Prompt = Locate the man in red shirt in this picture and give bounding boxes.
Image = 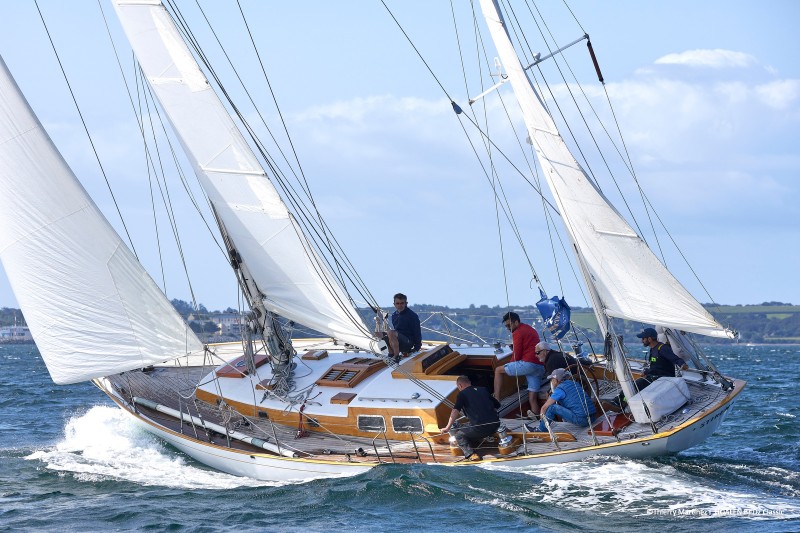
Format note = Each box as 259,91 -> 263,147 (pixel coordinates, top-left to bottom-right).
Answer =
493,312 -> 545,415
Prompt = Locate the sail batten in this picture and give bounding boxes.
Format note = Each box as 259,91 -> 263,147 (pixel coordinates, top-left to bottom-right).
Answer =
0,55 -> 204,384
478,0 -> 730,339
112,1 -> 375,351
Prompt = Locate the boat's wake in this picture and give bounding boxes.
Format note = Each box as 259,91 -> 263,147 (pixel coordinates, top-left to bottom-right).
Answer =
25,406 -> 277,489
482,457 -> 800,520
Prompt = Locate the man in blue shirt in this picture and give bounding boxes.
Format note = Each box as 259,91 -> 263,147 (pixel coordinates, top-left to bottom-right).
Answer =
529,367 -> 595,432
387,292 -> 421,357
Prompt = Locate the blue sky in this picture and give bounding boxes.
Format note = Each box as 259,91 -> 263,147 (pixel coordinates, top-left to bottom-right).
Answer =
0,1 -> 798,313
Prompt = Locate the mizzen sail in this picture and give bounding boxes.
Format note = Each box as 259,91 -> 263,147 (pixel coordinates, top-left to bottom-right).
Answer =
478,0 -> 731,338
112,1 -> 375,351
0,55 -> 204,384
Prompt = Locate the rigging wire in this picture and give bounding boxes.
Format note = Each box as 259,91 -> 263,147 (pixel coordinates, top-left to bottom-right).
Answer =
511,1 -> 645,232
161,1 -> 378,337
165,1 -> 381,329
135,66 -> 200,307
34,0 -> 139,258
554,1 -> 664,255
531,0 -> 721,307
232,0 -> 343,270
133,64 -> 169,294
450,0 -> 513,308
499,0 -> 721,312
189,0 -> 375,306
383,0 -> 553,297
97,0 -> 228,312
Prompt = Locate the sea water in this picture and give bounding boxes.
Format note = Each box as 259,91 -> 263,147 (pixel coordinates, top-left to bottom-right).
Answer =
1,344 -> 798,532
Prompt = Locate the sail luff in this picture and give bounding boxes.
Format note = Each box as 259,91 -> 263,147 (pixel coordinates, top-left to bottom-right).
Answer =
0,55 -> 204,384
112,1 -> 376,351
477,0 -> 731,339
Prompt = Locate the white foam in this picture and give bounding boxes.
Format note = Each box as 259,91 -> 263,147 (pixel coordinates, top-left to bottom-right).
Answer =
485,457 -> 800,520
26,406 -> 283,489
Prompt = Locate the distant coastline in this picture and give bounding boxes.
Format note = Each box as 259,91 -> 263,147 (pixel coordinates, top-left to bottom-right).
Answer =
3,300 -> 798,346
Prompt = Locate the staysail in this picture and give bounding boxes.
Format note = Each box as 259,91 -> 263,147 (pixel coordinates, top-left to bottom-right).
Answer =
112,1 -> 376,352
478,0 -> 731,339
0,55 -> 204,384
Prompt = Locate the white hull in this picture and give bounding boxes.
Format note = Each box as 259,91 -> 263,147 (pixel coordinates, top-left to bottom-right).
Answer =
100,378 -> 373,483
97,375 -> 743,482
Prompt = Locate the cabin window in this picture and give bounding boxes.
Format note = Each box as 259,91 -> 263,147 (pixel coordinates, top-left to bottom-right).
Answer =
357,414 -> 386,433
391,416 -> 423,434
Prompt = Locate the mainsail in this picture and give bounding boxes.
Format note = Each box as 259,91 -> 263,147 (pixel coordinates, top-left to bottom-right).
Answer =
0,55 -> 204,384
478,0 -> 731,339
112,1 -> 375,352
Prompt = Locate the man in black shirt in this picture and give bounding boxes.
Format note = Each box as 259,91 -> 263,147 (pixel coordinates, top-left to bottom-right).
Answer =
613,327 -> 687,409
635,327 -> 686,390
440,375 -> 500,459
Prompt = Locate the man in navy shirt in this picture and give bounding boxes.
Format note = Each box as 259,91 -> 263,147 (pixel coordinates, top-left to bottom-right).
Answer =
613,327 -> 687,408
387,292 -> 421,357
635,327 -> 686,390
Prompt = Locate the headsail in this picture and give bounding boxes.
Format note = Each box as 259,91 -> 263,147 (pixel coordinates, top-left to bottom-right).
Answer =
112,1 -> 376,352
478,0 -> 731,339
0,55 -> 204,384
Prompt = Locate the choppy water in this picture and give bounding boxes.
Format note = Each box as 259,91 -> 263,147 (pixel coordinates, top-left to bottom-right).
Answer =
1,344 -> 798,532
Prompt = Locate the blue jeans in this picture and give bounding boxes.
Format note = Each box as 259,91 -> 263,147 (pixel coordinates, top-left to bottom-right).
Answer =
537,403 -> 591,431
504,361 -> 545,392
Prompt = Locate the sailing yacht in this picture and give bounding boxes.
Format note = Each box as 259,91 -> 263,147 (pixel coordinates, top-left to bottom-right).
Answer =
0,0 -> 744,482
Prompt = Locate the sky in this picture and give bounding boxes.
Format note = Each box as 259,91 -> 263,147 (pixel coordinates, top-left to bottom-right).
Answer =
0,1 -> 798,313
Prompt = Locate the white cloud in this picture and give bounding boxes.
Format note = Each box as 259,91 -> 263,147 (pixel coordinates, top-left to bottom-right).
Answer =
295,95 -> 448,124
755,79 -> 800,110
654,49 -> 757,69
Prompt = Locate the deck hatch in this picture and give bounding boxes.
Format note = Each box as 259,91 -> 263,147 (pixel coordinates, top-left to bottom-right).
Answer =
315,357 -> 384,388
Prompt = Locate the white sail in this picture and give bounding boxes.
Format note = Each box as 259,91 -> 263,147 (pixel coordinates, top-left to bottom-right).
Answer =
0,55 -> 204,384
112,1 -> 376,352
478,0 -> 731,339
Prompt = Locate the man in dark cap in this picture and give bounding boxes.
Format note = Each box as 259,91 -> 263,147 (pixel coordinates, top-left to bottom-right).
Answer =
612,327 -> 687,410
633,326 -> 686,393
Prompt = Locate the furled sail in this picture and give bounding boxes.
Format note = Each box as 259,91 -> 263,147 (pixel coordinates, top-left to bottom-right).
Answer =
112,1 -> 376,352
478,0 -> 731,339
0,55 -> 204,384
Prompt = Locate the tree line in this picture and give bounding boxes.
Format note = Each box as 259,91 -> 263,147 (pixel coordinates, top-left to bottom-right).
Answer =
2,300 -> 797,344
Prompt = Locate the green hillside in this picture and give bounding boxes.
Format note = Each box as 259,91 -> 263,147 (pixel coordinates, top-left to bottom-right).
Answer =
3,301 -> 798,344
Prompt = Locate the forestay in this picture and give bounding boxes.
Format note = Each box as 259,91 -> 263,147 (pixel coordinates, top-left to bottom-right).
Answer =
0,56 -> 204,384
478,0 -> 731,339
113,1 -> 375,351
